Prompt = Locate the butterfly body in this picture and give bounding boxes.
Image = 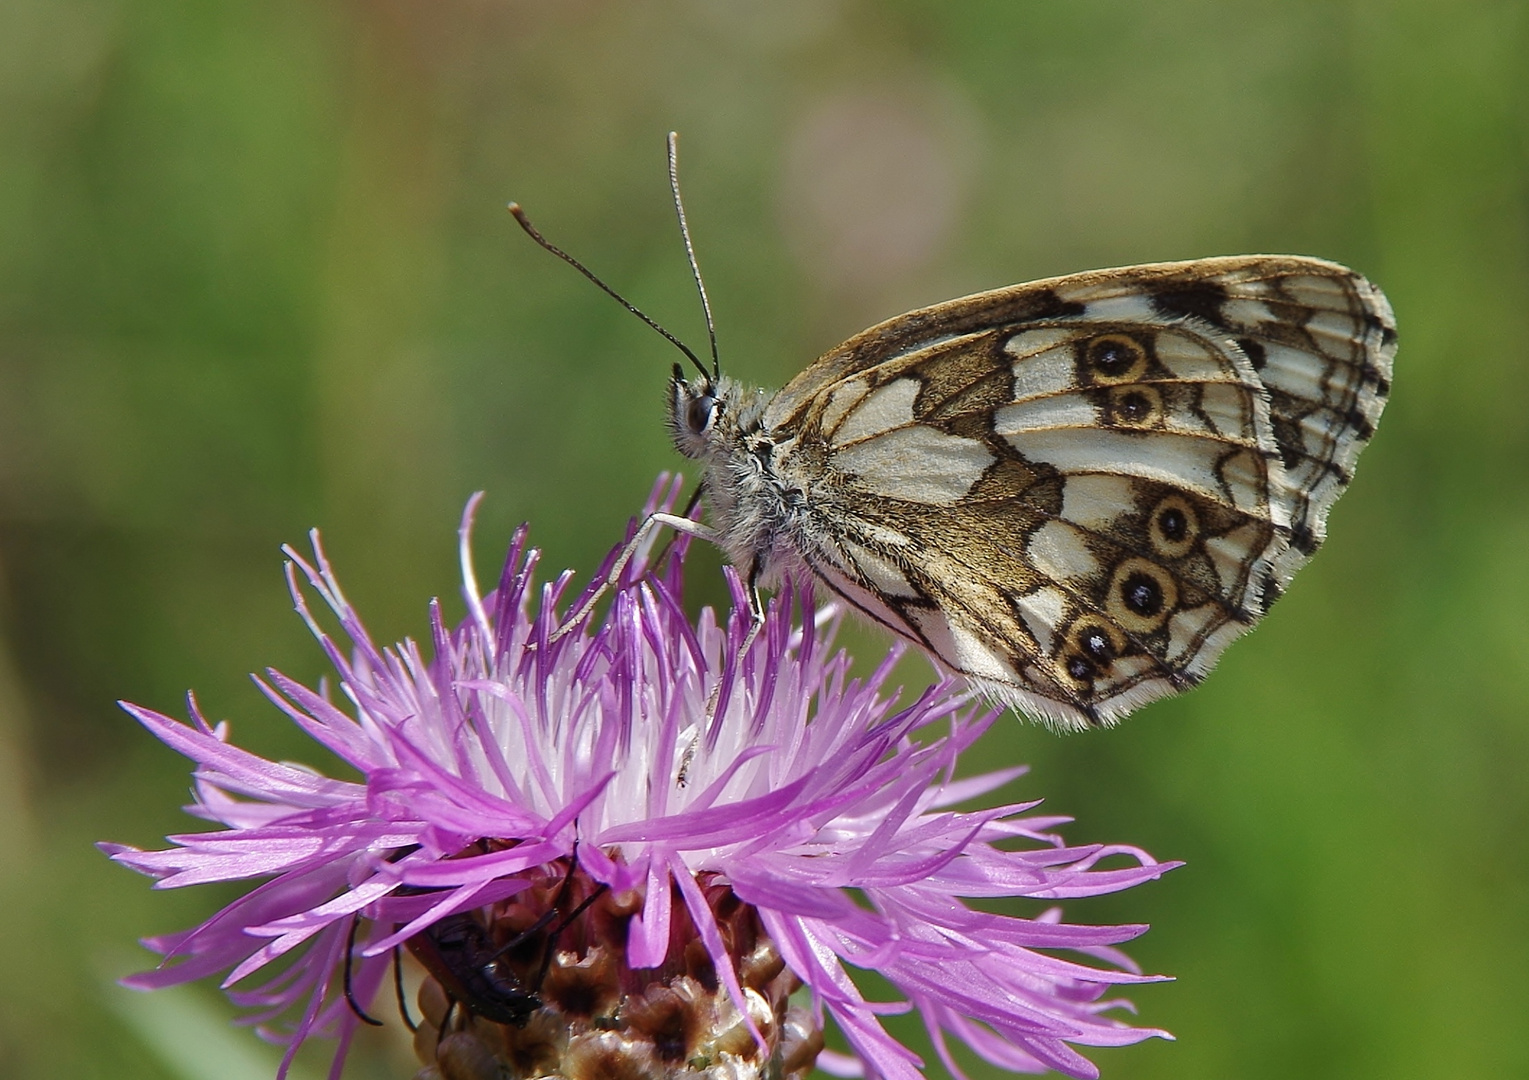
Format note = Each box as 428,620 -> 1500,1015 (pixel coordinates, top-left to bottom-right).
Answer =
669,374 -> 813,583
669,256 -> 1395,732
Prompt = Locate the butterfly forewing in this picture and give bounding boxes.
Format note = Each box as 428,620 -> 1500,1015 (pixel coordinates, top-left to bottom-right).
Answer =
752,256 -> 1394,731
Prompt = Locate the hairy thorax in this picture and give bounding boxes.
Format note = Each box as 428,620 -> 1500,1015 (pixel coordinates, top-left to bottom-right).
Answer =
671,376 -> 832,586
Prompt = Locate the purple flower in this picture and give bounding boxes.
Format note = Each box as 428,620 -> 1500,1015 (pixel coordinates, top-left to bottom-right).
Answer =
104,477 -> 1177,1079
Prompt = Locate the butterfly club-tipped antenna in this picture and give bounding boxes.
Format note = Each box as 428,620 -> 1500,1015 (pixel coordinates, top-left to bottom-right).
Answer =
508,134 -> 735,646
667,130 -> 721,382
506,200 -> 713,384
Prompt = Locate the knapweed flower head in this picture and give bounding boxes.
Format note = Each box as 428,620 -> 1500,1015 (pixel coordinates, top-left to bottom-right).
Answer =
105,477 -> 1176,1080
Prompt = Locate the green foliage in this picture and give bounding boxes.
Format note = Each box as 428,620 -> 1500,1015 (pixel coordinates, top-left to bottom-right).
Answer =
2,1 -> 1525,1077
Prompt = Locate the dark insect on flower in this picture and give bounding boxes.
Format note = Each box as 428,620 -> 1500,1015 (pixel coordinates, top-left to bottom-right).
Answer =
403,855 -> 607,1031
409,909 -> 544,1027
104,482 -> 1177,1080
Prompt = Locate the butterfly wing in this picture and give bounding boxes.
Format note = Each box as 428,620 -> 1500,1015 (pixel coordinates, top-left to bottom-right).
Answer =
768,256 -> 1394,730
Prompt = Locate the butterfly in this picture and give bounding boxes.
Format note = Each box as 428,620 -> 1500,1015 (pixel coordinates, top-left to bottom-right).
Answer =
665,257 -> 1395,730
515,143 -> 1396,731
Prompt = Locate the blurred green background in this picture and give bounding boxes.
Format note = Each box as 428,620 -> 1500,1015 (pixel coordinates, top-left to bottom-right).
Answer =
2,1 -> 1526,1078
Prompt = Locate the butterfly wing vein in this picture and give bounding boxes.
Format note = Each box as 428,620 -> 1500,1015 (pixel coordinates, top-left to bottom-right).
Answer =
683,255 -> 1394,731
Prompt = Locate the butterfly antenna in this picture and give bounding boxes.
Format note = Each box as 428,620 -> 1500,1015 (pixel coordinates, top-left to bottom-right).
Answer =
667,132 -> 720,381
507,202 -> 712,381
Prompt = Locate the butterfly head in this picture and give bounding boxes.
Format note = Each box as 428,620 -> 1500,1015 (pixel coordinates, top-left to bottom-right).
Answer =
668,365 -> 766,462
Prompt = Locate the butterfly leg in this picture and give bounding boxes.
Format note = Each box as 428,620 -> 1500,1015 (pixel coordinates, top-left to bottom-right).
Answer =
545,511 -> 719,646
697,564 -> 767,734
733,565 -> 767,668
647,486 -> 706,577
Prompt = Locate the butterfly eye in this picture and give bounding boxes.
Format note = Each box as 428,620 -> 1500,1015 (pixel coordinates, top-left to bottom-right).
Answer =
687,393 -> 717,435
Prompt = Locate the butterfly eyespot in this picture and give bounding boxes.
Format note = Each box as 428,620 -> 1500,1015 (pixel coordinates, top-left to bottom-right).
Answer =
1063,619 -> 1127,673
1058,619 -> 1128,687
1106,558 -> 1179,633
634,227 -> 1393,729
1077,626 -> 1114,661
1083,334 -> 1149,384
1149,495 -> 1200,558
1108,385 -> 1163,427
1123,575 -> 1161,615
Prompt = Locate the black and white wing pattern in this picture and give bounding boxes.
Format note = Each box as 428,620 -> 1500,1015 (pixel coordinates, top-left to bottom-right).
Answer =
755,256 -> 1394,730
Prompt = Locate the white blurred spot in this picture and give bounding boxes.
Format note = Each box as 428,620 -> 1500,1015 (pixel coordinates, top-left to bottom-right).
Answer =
780,86 -> 980,293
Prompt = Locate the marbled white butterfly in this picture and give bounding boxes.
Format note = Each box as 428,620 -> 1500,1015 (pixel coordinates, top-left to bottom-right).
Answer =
515,136 -> 1396,731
